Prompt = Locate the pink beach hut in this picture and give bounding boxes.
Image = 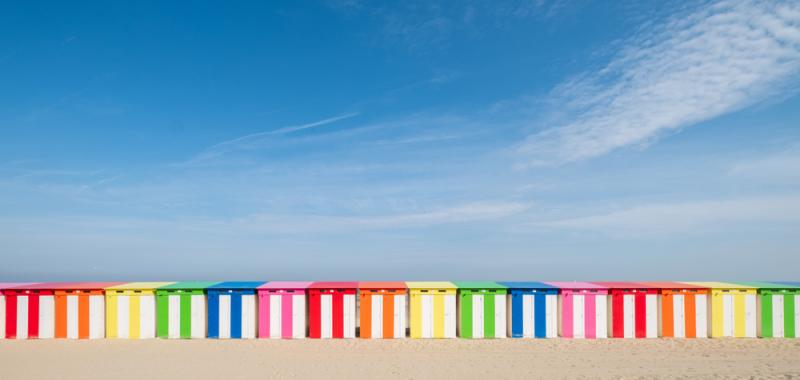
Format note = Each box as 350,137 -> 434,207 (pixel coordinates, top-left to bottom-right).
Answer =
257,282 -> 311,339
545,282 -> 609,339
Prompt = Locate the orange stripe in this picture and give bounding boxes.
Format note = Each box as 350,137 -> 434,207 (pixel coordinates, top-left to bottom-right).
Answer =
78,294 -> 90,339
662,293 -> 674,338
382,294 -> 394,339
54,293 -> 68,338
359,292 -> 371,339
684,293 -> 696,338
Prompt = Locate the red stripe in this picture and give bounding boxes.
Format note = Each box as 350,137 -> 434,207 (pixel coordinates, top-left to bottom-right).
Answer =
332,291 -> 343,339
5,294 -> 17,339
308,291 -> 320,339
611,292 -> 624,338
634,293 -> 646,338
28,294 -> 40,339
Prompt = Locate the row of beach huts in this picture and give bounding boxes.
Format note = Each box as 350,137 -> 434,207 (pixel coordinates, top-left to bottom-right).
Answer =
1,281 -> 798,340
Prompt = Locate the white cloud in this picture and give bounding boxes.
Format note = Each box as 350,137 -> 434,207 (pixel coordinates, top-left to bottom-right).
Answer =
729,148 -> 800,183
517,0 -> 800,167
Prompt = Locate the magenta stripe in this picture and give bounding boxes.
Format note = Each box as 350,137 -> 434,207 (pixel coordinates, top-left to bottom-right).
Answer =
258,293 -> 270,338
562,292 -> 573,338
584,294 -> 596,339
281,294 -> 293,338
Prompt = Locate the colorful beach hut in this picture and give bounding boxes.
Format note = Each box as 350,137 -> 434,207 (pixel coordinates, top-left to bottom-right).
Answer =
593,282 -> 658,339
257,281 -> 311,339
308,282 -> 357,339
498,282 -> 558,338
454,282 -> 507,339
106,282 -> 173,339
1,283 -> 42,339
640,282 -> 709,338
737,282 -> 800,338
53,282 -> 122,339
545,282 -> 608,339
685,282 -> 757,338
1,283 -> 36,339
156,282 -> 218,339
358,282 -> 407,339
1,283 -> 63,339
207,282 -> 263,339
407,282 -> 457,339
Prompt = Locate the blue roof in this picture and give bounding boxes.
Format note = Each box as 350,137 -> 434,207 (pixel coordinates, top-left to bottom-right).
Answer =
207,281 -> 266,289
498,281 -> 557,289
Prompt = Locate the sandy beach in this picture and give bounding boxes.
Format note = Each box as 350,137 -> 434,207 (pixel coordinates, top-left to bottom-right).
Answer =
2,338 -> 799,379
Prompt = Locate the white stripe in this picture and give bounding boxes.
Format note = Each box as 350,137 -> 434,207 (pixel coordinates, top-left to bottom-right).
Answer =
623,294 -> 635,338
673,294 -> 685,338
421,295 -> 432,338
546,294 -> 558,338
190,294 -> 205,339
645,294 -> 657,338
0,295 -> 5,339
595,294 -> 608,339
270,295 -> 281,339
140,295 -> 156,339
37,295 -> 54,339
522,295 -> 533,338
168,295 -> 180,339
695,294 -> 708,338
371,295 -> 382,338
320,294 -> 332,339
117,296 -> 129,339
66,295 -> 79,339
444,294 -> 456,338
744,294 -> 757,338
494,294 -> 506,338
16,296 -> 28,339
722,294 -> 734,337
241,295 -> 256,339
218,295 -> 231,339
472,294 -> 484,338
89,295 -> 104,339
343,294 -> 356,338
772,294 -> 784,338
292,294 -> 305,339
573,295 -> 584,339
394,295 -> 405,339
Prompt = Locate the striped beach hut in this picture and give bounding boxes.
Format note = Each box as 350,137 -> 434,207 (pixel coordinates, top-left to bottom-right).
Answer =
207,282 -> 264,339
737,282 -> 800,338
546,282 -> 608,339
257,282 -> 311,339
454,282 -> 507,339
685,282 -> 757,338
308,282 -> 357,339
156,282 -> 218,339
358,282 -> 407,339
640,282 -> 709,338
1,283 -> 46,339
593,282 -> 658,339
407,282 -> 457,339
53,282 -> 122,339
498,282 -> 558,338
106,282 -> 173,339
1,283 -> 36,339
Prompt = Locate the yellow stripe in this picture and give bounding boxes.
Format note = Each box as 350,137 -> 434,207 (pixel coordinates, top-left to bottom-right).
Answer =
711,291 -> 723,338
410,294 -> 422,339
106,294 -> 118,339
733,293 -> 745,337
130,295 -> 141,339
433,294 -> 444,338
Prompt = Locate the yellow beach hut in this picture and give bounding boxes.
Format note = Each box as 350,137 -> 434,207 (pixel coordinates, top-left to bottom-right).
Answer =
106,282 -> 173,339
684,282 -> 756,338
406,282 -> 456,339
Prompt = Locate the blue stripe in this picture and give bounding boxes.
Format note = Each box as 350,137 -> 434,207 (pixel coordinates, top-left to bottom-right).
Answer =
534,293 -> 546,338
207,292 -> 219,339
230,292 -> 242,339
511,292 -> 523,338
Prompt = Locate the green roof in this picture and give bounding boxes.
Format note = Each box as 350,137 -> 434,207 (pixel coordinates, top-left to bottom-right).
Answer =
453,281 -> 506,289
734,282 -> 800,289
158,282 -> 220,290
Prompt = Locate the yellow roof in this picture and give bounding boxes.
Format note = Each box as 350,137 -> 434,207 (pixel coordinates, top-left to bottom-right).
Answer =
683,282 -> 755,289
106,282 -> 175,290
406,281 -> 457,289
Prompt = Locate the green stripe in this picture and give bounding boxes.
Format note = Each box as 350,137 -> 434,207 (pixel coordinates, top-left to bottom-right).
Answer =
484,293 -> 495,338
460,293 -> 473,338
156,293 -> 169,338
761,294 -> 773,338
180,294 -> 192,338
785,294 -> 795,338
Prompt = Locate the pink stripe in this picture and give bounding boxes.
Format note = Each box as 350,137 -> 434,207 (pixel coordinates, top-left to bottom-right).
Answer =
584,294 -> 596,339
562,292 -> 573,338
281,294 -> 293,338
258,293 -> 269,338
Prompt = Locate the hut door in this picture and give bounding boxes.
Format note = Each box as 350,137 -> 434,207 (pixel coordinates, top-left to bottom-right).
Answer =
645,294 -> 657,338
722,294 -> 734,337
422,295 -> 434,338
343,293 -> 356,338
772,295 -> 784,338
320,294 -> 332,338
623,294 -> 635,338
371,294 -> 383,339
545,295 -> 558,338
292,294 -> 305,339
673,294 -> 685,338
744,294 -> 756,338
393,294 -> 405,338
573,294 -> 585,338
695,294 -> 708,338
472,294 -> 484,338
494,294 -> 506,338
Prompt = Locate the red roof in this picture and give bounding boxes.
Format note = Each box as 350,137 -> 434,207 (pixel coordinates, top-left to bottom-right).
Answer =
592,282 -> 657,289
358,282 -> 407,289
309,282 -> 358,289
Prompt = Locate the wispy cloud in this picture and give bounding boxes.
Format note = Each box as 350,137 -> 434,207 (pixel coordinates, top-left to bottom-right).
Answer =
517,0 -> 800,167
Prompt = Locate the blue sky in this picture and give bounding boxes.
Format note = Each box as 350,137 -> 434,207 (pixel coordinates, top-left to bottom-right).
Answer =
1,0 -> 799,281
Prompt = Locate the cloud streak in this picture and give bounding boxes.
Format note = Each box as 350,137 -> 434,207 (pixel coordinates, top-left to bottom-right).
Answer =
518,0 -> 800,167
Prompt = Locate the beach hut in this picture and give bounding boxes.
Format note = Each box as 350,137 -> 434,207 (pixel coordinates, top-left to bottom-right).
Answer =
454,282 -> 507,339
593,282 -> 659,339
106,282 -> 173,339
52,282 -> 122,339
1,283 -> 61,339
358,282 -> 407,339
1,283 -> 38,339
640,282 -> 709,338
257,282 -> 311,339
685,282 -> 757,338
737,282 -> 800,338
308,282 -> 357,339
156,282 -> 218,339
545,282 -> 608,339
207,282 -> 264,339
498,282 -> 558,338
406,282 -> 457,339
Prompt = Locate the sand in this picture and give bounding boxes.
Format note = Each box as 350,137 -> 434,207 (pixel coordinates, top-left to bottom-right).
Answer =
1,339 -> 799,379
